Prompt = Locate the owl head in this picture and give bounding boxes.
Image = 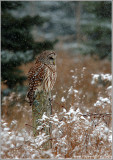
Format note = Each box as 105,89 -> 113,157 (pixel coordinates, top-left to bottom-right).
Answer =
37,50 -> 57,65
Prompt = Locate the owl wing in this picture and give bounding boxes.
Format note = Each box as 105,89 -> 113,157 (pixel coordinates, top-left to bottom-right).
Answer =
27,62 -> 46,105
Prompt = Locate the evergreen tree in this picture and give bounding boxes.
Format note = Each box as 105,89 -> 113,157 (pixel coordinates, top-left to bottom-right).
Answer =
79,1 -> 111,59
1,1 -> 54,90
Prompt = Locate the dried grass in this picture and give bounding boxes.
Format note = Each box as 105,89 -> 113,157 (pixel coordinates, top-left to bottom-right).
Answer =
1,50 -> 112,159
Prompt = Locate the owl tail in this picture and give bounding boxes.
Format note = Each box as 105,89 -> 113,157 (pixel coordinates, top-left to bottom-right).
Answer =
26,90 -> 35,106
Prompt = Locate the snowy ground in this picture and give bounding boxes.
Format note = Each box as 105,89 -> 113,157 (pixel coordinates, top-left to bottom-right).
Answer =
1,51 -> 112,159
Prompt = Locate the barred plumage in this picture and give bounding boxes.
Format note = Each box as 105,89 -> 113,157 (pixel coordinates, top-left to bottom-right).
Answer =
27,50 -> 57,106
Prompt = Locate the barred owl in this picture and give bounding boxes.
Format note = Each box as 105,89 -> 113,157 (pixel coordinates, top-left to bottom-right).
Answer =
27,50 -> 57,106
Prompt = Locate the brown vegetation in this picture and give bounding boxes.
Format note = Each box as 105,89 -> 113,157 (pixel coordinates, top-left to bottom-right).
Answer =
1,50 -> 112,159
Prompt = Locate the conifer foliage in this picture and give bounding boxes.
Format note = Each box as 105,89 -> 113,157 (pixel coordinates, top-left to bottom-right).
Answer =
81,1 -> 111,59
1,1 -> 54,89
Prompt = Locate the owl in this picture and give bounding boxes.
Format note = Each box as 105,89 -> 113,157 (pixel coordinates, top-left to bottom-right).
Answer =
27,50 -> 57,106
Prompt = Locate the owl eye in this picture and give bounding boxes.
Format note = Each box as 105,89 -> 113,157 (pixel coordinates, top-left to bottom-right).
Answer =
49,57 -> 54,60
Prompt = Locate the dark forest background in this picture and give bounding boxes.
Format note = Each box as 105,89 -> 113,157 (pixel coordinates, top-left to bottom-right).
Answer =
1,1 -> 111,96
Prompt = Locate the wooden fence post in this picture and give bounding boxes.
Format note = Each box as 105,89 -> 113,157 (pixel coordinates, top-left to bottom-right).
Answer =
32,91 -> 52,148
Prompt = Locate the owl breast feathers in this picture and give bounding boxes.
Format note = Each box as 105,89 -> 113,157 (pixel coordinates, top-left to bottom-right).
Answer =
27,50 -> 57,106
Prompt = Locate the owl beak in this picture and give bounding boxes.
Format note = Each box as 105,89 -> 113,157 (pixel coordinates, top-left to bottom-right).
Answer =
53,60 -> 55,65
